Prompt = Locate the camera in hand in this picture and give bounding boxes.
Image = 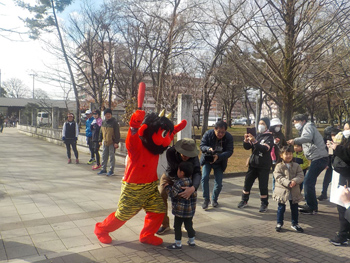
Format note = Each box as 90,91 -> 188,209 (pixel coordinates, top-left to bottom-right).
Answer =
204,151 -> 215,162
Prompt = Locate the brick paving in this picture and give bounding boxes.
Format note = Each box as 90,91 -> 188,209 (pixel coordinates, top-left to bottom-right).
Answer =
0,128 -> 349,263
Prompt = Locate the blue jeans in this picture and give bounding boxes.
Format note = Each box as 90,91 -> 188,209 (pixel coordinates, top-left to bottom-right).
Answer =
304,157 -> 328,210
201,163 -> 223,202
277,201 -> 299,225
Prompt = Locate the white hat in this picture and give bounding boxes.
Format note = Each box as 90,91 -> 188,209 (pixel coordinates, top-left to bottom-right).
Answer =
85,110 -> 92,114
270,118 -> 283,127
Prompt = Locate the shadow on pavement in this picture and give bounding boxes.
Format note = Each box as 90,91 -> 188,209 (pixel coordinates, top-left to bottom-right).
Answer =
1,240 -> 98,263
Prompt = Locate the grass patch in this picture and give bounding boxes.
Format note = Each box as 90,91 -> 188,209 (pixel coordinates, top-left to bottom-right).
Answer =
109,123 -> 331,174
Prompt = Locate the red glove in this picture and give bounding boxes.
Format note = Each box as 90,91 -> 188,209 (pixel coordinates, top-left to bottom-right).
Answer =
129,110 -> 145,128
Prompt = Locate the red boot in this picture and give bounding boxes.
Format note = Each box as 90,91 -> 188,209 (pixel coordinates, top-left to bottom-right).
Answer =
139,212 -> 165,246
94,212 -> 126,244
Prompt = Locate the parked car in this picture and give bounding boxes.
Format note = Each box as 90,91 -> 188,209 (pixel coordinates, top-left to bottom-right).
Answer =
37,112 -> 50,126
208,117 -> 222,126
232,119 -> 247,126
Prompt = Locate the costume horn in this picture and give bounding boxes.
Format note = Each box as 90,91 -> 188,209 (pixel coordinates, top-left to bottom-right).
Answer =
166,113 -> 172,119
158,109 -> 165,117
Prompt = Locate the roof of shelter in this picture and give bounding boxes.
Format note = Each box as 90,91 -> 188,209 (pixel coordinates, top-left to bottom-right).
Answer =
0,97 -> 76,109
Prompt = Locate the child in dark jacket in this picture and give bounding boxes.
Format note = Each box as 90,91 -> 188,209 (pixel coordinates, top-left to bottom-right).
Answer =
165,162 -> 196,249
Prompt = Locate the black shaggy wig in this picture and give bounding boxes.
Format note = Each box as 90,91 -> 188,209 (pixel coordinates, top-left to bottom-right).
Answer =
140,113 -> 174,155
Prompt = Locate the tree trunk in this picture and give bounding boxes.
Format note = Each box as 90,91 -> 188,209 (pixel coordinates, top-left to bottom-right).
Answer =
201,87 -> 209,136
51,0 -> 80,121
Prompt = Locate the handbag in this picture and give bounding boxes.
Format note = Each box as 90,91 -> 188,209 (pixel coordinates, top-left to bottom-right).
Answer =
332,156 -> 350,176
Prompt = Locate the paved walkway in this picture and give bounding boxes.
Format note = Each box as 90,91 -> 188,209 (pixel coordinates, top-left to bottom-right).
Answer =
0,128 -> 349,263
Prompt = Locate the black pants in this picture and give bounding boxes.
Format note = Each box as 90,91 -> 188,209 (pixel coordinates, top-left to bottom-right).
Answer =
87,137 -> 94,159
321,156 -> 333,195
65,139 -> 78,159
174,216 -> 195,241
337,205 -> 350,238
93,142 -> 100,165
243,166 -> 270,196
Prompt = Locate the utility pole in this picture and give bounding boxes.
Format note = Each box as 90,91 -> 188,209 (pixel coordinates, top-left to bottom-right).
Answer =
29,73 -> 36,99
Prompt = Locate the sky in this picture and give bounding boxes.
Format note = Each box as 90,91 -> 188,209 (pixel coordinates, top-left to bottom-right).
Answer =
0,0 -> 90,100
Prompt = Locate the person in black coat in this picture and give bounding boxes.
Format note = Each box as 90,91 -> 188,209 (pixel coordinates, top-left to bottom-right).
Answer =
238,117 -> 274,212
327,121 -> 350,246
318,126 -> 341,201
340,187 -> 350,223
200,121 -> 234,209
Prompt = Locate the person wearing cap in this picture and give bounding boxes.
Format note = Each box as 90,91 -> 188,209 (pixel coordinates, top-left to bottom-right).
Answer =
287,114 -> 328,215
91,110 -> 103,170
238,117 -> 274,212
85,109 -> 95,164
269,117 -> 287,190
270,117 -> 287,164
97,108 -> 120,176
200,121 -> 234,210
157,138 -> 201,235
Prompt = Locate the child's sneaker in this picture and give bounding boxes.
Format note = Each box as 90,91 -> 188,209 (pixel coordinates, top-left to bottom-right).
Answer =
92,164 -> 101,170
167,243 -> 182,250
75,159 -> 79,164
67,159 -> 71,164
291,224 -> 304,233
275,223 -> 282,232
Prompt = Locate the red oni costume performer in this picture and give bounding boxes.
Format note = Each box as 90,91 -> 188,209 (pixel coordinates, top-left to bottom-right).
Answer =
94,110 -> 186,245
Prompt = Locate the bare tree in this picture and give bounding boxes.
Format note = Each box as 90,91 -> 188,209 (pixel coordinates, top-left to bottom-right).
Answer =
214,59 -> 245,127
121,0 -> 203,113
226,0 -> 350,138
195,0 -> 247,135
3,78 -> 30,98
65,4 -> 113,108
15,0 -> 81,120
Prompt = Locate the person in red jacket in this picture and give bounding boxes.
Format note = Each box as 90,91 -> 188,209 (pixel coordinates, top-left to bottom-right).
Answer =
94,109 -> 186,246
